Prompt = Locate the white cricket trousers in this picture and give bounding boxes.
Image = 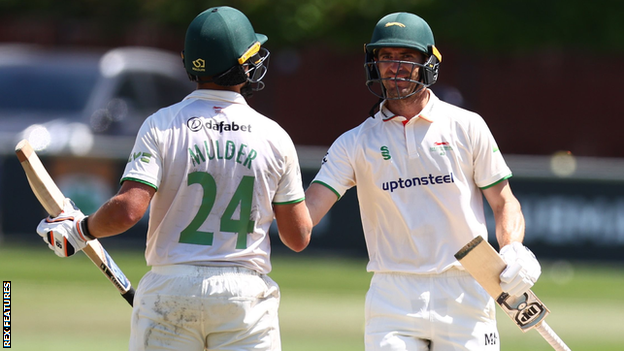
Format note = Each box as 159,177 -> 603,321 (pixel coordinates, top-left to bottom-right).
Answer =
365,268 -> 500,351
129,265 -> 281,351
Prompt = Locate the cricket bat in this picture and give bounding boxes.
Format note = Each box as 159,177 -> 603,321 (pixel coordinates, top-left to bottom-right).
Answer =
15,139 -> 135,307
455,236 -> 571,351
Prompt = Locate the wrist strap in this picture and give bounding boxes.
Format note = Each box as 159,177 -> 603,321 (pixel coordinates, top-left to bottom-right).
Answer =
79,216 -> 97,240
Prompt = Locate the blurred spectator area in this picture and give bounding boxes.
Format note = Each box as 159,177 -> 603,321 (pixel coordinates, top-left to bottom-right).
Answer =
255,45 -> 624,158
0,14 -> 622,158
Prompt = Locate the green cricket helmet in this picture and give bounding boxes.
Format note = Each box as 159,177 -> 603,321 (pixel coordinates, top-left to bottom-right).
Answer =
182,6 -> 270,90
364,12 -> 442,100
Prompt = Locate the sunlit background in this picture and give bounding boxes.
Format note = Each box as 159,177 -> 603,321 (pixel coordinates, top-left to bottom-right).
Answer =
1,1 -> 623,350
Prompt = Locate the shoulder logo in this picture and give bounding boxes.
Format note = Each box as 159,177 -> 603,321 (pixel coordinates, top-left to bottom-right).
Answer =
321,152 -> 329,165
380,146 -> 391,160
128,151 -> 152,164
385,22 -> 406,28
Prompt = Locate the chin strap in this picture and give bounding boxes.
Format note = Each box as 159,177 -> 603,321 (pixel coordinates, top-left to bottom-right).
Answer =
368,98 -> 384,118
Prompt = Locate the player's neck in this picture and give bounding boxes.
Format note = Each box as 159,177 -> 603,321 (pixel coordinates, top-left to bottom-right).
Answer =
196,81 -> 244,93
386,89 -> 429,120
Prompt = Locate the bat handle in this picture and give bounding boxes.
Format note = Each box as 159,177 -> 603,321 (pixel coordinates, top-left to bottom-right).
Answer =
121,287 -> 135,307
535,321 -> 571,351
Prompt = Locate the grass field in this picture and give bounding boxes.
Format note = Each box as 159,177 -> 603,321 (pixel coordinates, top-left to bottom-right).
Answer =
1,241 -> 623,350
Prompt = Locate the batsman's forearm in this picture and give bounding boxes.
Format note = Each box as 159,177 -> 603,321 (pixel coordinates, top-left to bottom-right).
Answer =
274,201 -> 313,252
304,183 -> 337,226
482,180 -> 525,248
87,198 -> 143,238
86,182 -> 153,238
493,200 -> 525,248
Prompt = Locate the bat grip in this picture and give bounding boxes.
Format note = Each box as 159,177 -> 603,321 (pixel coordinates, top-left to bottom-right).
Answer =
121,287 -> 135,307
536,321 -> 571,351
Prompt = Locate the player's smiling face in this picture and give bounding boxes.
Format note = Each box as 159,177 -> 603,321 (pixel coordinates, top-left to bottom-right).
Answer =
375,47 -> 425,99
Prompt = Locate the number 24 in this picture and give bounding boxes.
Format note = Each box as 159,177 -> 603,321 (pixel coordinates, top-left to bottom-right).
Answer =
179,172 -> 255,249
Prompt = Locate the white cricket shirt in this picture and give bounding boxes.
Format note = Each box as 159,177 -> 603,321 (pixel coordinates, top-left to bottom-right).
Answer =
121,90 -> 305,274
313,90 -> 512,274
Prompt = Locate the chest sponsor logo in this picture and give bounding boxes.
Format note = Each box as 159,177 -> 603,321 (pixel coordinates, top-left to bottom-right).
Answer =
187,117 -> 252,133
382,172 -> 455,192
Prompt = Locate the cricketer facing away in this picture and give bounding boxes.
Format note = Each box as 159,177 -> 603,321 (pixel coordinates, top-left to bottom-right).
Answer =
36,6 -> 313,351
305,12 -> 542,351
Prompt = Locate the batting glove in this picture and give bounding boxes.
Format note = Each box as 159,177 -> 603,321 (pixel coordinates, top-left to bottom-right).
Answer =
499,242 -> 541,297
36,199 -> 95,257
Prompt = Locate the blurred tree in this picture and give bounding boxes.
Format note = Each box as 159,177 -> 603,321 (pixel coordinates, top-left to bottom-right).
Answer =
1,0 -> 623,52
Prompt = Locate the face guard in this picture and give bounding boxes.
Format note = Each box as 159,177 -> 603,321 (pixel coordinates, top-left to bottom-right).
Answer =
240,44 -> 270,92
364,48 -> 440,100
363,12 -> 441,101
204,43 -> 271,94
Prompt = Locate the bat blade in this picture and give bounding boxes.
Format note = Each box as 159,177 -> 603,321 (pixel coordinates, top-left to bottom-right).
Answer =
455,237 -> 571,351
14,140 -> 65,216
15,139 -> 135,306
455,236 -> 549,331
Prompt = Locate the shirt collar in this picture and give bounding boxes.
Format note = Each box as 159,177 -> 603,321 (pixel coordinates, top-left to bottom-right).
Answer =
377,89 -> 439,123
183,89 -> 248,105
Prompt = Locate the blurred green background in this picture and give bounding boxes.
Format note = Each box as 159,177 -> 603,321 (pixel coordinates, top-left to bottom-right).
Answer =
2,1 -> 624,350
2,0 -> 624,53
2,242 -> 623,350
2,0 -> 624,154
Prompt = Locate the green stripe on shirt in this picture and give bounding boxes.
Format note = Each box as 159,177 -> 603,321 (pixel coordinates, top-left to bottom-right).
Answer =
479,174 -> 512,190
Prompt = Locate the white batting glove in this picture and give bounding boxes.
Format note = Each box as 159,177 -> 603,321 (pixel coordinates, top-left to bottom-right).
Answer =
36,199 -> 95,257
499,242 -> 541,297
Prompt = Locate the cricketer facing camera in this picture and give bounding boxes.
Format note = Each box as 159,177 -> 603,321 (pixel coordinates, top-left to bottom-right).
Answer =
305,12 -> 541,350
36,6 -> 313,351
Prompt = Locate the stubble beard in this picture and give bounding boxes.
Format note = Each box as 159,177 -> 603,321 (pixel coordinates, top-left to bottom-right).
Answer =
383,79 -> 422,99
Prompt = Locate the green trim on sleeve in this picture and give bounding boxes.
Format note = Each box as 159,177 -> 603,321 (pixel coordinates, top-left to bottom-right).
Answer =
272,198 -> 305,205
479,174 -> 513,190
121,177 -> 158,191
311,180 -> 341,200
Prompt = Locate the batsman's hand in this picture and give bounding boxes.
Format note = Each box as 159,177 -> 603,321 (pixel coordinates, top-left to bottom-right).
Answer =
499,242 -> 541,297
36,199 -> 94,257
